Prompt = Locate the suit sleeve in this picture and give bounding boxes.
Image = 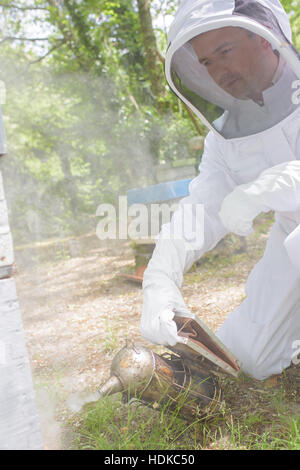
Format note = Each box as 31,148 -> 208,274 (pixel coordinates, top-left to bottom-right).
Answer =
140,132 -> 236,342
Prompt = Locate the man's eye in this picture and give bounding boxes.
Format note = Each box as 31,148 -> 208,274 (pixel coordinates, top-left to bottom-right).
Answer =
221,48 -> 232,55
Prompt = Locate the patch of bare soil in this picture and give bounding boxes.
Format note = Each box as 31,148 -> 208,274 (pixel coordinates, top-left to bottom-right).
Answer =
14,221 -> 300,450
15,236 -> 148,448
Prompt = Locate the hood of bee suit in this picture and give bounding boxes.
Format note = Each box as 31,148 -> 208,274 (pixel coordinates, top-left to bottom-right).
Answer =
165,0 -> 300,140
0,106 -> 7,156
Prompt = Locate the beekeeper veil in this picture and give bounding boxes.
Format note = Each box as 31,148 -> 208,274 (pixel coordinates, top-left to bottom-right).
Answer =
165,0 -> 300,139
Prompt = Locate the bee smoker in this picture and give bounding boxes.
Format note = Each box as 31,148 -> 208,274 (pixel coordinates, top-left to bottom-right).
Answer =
97,315 -> 241,420
97,342 -> 222,420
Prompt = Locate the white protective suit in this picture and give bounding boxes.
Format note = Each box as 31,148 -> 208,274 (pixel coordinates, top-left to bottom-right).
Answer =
140,0 -> 300,380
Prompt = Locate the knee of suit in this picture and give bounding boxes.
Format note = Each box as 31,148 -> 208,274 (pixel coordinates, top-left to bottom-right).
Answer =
239,357 -> 274,381
217,318 -> 289,381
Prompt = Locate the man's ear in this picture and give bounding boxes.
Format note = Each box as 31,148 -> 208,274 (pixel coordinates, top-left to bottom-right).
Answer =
258,22 -> 273,50
259,36 -> 271,50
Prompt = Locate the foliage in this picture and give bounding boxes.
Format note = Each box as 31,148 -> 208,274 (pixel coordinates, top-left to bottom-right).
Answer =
0,0 -> 299,243
0,0 -> 197,243
281,0 -> 300,48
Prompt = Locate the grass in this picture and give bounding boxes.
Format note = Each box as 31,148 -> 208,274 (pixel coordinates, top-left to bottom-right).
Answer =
103,324 -> 118,354
71,389 -> 300,450
70,359 -> 300,451
72,395 -> 205,450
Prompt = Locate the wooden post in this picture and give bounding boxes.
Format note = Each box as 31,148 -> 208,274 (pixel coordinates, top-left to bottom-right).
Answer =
0,171 -> 43,450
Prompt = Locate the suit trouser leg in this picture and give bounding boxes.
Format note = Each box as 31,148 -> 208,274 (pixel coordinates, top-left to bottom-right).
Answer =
217,217 -> 300,380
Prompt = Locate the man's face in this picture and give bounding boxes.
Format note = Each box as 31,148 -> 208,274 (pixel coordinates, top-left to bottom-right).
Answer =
191,27 -> 276,100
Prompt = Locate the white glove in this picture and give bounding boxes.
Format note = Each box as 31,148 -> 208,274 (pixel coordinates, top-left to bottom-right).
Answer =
141,308 -> 188,346
219,187 -> 268,236
140,236 -> 196,347
219,161 -> 300,237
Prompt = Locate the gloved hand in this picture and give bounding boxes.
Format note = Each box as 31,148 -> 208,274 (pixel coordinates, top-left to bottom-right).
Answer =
141,308 -> 188,346
219,161 -> 300,237
140,236 -> 196,347
218,187 -> 267,236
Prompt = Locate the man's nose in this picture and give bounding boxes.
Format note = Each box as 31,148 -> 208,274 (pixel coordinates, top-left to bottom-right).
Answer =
208,62 -> 231,85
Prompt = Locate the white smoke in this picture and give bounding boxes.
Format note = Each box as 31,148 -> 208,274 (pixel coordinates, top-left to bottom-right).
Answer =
66,391 -> 100,414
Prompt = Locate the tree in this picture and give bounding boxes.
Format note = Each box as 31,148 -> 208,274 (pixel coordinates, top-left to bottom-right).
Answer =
0,1 -> 203,243
136,0 -> 165,100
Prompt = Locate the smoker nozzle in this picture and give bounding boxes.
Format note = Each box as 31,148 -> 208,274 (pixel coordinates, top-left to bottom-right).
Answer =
98,374 -> 124,398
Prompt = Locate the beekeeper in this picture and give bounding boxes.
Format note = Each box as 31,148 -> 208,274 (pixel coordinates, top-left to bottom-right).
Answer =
140,0 -> 300,380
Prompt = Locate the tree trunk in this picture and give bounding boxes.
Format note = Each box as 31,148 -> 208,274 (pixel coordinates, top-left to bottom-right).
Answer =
136,0 -> 164,101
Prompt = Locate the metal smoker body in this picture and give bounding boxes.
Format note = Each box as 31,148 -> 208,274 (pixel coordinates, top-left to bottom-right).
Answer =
98,343 -> 221,419
98,315 -> 241,419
